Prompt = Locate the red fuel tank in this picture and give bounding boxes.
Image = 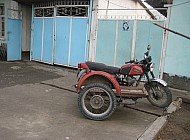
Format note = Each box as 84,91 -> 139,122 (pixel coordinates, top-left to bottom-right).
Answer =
120,64 -> 143,76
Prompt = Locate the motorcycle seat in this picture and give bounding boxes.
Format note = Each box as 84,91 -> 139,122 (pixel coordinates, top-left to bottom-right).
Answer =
86,61 -> 120,75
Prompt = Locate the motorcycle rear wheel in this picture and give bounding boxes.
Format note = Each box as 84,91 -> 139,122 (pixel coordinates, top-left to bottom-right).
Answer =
146,82 -> 172,108
78,83 -> 117,121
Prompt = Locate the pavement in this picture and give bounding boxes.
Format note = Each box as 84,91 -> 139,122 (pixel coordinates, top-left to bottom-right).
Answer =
0,61 -> 189,140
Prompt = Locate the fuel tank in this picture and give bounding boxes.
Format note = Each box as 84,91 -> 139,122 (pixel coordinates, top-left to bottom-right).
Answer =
120,64 -> 143,75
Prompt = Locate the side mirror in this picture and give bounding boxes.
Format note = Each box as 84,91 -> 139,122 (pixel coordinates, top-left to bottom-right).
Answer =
144,45 -> 151,57
147,45 -> 151,51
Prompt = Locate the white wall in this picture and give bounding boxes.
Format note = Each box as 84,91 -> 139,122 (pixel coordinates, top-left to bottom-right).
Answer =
97,0 -> 152,20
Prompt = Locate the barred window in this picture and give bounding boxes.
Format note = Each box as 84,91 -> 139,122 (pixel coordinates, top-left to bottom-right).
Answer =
0,4 -> 5,39
34,0 -> 89,8
35,8 -> 54,17
34,0 -> 89,17
57,6 -> 88,17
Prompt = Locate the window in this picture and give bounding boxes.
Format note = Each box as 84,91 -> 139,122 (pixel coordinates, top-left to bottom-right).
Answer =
0,4 -> 5,39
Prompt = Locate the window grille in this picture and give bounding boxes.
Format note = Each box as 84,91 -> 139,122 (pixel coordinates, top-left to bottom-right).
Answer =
34,0 -> 89,17
35,9 -> 43,17
8,1 -> 22,20
35,8 -> 54,17
34,0 -> 89,8
0,4 -> 5,38
44,8 -> 54,17
57,6 -> 88,17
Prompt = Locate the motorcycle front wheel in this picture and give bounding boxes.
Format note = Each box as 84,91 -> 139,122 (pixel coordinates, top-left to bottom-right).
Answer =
146,82 -> 172,108
78,83 -> 117,121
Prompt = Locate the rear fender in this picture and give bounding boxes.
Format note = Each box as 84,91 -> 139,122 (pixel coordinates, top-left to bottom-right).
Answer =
76,71 -> 121,94
77,69 -> 87,82
78,63 -> 90,73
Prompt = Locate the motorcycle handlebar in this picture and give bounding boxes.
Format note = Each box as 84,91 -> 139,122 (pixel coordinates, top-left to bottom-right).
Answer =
125,45 -> 152,65
125,59 -> 136,64
130,55 -> 151,65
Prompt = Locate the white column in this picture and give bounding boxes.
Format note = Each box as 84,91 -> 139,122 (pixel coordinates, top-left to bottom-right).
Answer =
114,20 -> 119,66
131,19 -> 137,60
89,0 -> 99,62
159,5 -> 172,79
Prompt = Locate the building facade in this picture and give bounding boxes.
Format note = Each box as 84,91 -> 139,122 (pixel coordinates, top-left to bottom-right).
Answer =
163,0 -> 190,90
0,0 -> 166,78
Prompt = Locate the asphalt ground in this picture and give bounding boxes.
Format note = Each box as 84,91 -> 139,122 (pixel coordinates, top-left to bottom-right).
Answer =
0,61 -> 188,140
0,61 -> 60,89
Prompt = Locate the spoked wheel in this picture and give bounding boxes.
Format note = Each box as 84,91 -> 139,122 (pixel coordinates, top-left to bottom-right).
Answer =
146,82 -> 172,108
78,83 -> 117,121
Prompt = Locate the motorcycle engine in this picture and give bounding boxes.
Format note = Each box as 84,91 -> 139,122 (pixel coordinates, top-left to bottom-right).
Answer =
117,75 -> 136,86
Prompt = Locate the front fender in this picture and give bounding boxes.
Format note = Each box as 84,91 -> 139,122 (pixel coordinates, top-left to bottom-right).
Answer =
150,78 -> 167,86
76,71 -> 121,94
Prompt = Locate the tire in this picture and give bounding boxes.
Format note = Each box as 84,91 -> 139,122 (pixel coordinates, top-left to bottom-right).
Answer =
146,82 -> 172,108
78,83 -> 117,121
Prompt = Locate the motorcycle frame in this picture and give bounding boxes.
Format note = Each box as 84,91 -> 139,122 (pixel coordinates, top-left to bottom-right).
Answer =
76,62 -> 168,96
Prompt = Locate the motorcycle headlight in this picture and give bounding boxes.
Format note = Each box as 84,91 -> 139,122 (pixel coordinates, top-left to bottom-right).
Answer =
150,63 -> 154,72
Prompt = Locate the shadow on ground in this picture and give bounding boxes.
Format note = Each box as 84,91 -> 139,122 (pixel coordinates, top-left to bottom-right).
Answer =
0,61 -> 75,89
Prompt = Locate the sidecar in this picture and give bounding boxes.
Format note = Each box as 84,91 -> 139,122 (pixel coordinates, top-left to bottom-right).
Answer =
76,62 -> 121,94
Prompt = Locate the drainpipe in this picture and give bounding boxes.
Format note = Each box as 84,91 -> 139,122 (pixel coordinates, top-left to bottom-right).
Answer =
86,0 -> 93,61
106,0 -> 109,18
158,4 -> 172,79
30,4 -> 34,61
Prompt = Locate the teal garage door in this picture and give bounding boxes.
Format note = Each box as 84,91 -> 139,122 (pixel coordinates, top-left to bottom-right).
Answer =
31,1 -> 90,67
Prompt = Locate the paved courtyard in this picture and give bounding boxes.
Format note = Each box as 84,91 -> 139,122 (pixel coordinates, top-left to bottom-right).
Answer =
0,61 -> 186,140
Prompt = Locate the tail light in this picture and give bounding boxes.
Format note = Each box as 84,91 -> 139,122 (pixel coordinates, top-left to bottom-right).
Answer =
78,63 -> 82,68
77,63 -> 90,73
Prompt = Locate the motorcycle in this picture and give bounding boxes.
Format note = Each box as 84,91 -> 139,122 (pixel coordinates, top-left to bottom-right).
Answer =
75,45 -> 172,121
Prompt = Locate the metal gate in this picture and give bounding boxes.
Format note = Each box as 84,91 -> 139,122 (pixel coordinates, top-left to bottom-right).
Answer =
7,8 -> 22,61
31,0 -> 90,67
95,19 -> 165,77
55,4 -> 89,66
32,7 -> 54,64
96,20 -> 134,66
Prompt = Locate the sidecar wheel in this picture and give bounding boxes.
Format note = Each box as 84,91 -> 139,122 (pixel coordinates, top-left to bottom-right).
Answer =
78,83 -> 117,121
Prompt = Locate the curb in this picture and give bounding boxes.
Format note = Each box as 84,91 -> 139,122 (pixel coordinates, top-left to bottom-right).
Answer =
137,97 -> 182,140
138,116 -> 168,140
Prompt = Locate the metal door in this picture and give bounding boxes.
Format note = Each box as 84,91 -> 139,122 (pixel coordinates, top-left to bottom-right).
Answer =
55,16 -> 70,65
32,18 -> 43,61
69,17 -> 88,67
32,1 -> 90,66
55,4 -> 89,67
96,20 -> 133,67
7,9 -> 22,61
31,7 -> 54,64
42,17 -> 54,64
95,19 -> 164,77
135,20 -> 164,77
